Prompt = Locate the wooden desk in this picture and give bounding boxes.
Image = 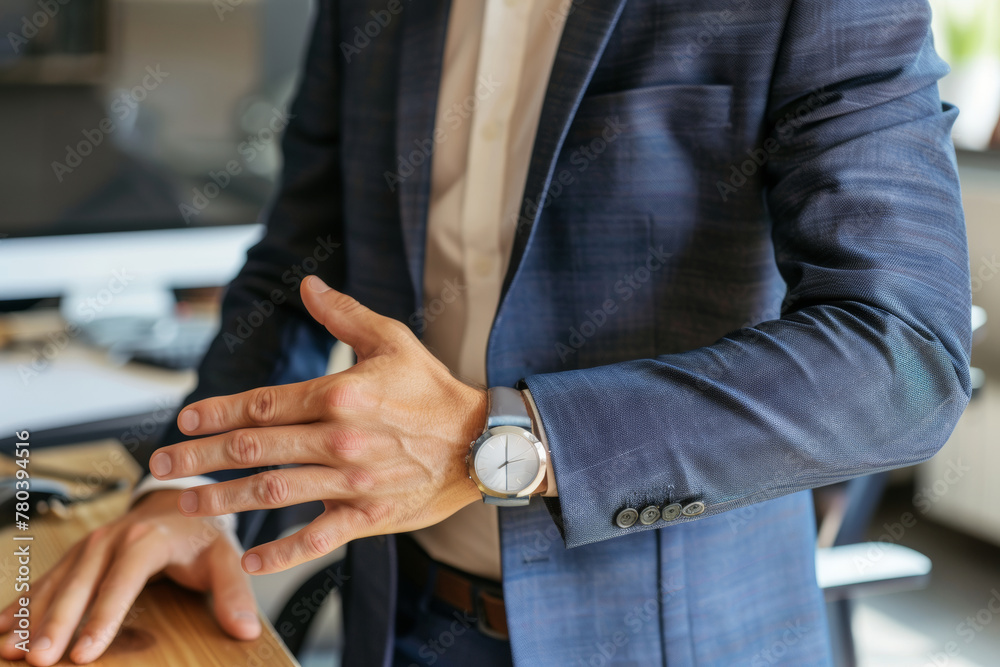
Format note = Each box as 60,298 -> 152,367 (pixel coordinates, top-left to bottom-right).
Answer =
0,441 -> 299,666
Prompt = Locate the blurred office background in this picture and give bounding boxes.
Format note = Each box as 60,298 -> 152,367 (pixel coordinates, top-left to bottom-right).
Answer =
0,1 -> 998,666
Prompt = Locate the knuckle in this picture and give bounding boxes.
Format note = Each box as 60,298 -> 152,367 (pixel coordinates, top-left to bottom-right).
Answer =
387,319 -> 412,340
122,521 -> 153,545
257,471 -> 290,507
333,292 -> 362,314
227,431 -> 262,466
323,383 -> 358,411
85,524 -> 110,550
343,466 -> 375,494
178,446 -> 199,475
247,387 -> 279,425
327,427 -> 366,459
357,502 -> 391,531
267,547 -> 291,571
303,529 -> 332,558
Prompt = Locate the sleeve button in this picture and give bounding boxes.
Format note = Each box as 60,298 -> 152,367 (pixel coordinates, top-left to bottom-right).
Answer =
615,508 -> 639,528
639,506 -> 661,525
681,501 -> 706,517
660,503 -> 682,521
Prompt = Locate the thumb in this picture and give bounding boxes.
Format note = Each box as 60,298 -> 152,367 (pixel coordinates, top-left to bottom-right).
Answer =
301,275 -> 388,358
207,540 -> 262,641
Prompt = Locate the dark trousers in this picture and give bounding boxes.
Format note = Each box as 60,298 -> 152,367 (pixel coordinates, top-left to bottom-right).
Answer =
391,562 -> 514,667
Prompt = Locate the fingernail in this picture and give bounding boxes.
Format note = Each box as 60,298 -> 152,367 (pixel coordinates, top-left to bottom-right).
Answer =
179,409 -> 200,433
179,491 -> 198,513
150,453 -> 172,477
73,634 -> 95,660
236,611 -> 261,629
306,275 -> 331,293
35,636 -> 51,651
244,553 -> 262,573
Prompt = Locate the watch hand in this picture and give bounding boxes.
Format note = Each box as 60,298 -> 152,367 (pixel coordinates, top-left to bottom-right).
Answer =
505,435 -> 508,489
497,457 -> 528,469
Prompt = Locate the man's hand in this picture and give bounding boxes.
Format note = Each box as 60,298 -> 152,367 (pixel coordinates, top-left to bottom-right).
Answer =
0,489 -> 260,666
149,275 -> 487,576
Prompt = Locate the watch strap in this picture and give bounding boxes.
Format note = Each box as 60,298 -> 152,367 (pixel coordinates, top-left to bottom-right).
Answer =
483,495 -> 530,507
486,386 -> 532,429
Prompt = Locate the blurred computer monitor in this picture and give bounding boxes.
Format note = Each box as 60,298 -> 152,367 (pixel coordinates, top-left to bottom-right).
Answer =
0,0 -> 313,300
0,0 -> 313,362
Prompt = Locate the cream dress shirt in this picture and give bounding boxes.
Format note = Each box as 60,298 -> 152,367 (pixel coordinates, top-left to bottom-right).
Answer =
410,0 -> 568,581
133,0 -> 568,585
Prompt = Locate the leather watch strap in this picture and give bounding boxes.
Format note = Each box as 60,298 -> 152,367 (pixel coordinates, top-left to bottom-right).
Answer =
486,386 -> 532,429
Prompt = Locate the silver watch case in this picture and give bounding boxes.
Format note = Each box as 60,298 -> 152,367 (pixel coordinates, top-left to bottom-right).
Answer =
467,425 -> 548,501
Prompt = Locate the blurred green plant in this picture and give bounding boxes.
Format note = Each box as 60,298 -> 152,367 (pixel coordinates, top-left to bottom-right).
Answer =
931,0 -> 1000,64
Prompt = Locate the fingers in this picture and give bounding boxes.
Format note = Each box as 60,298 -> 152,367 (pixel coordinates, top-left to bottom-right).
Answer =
176,380 -> 323,437
301,276 -> 409,359
19,531 -> 115,667
207,540 -> 262,641
69,524 -> 173,664
0,540 -> 79,634
150,423 -> 335,480
0,543 -> 84,663
174,466 -> 355,517
242,505 -> 360,575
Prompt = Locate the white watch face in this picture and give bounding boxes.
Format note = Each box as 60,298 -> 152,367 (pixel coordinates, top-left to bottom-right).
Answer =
474,431 -> 541,494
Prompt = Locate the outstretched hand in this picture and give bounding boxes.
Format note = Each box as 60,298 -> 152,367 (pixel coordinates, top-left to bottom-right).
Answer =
149,276 -> 487,575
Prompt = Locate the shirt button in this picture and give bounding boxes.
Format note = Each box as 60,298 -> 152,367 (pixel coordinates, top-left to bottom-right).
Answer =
681,501 -> 706,517
615,508 -> 639,529
472,254 -> 495,277
481,119 -> 503,141
640,506 -> 661,525
660,503 -> 682,522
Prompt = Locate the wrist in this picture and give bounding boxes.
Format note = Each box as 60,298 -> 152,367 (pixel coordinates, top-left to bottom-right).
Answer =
458,385 -> 489,504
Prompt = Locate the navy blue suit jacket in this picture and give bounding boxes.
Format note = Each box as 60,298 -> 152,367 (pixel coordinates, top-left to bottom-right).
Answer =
158,0 -> 971,664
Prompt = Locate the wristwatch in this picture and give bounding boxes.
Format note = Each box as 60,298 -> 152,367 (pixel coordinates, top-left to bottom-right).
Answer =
467,386 -> 548,506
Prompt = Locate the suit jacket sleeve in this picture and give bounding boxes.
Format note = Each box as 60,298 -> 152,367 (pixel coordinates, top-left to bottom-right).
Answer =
523,0 -> 973,548
138,0 -> 343,542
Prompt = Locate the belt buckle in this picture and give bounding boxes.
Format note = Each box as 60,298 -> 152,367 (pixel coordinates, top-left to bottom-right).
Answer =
473,589 -> 508,641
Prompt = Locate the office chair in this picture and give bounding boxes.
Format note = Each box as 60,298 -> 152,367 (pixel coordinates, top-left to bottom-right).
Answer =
815,304 -> 987,667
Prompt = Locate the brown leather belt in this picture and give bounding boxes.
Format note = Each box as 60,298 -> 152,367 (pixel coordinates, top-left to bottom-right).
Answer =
396,534 -> 509,641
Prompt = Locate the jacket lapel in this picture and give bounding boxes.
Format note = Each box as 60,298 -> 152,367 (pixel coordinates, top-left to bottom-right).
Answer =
499,0 -> 629,302
395,0 -> 452,311
395,0 -> 628,309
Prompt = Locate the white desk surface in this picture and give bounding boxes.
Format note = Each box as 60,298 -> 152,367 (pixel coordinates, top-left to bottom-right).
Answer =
0,343 -> 196,436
